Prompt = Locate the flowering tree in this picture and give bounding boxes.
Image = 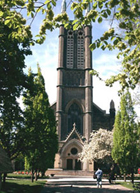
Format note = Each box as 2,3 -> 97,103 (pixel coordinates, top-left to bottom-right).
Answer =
79,128 -> 113,163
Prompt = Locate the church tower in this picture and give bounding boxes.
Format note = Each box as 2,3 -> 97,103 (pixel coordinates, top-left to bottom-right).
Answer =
54,0 -> 93,171
56,10 -> 92,140
51,0 -> 115,172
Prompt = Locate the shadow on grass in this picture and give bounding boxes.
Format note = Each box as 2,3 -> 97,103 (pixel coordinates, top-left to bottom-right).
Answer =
0,179 -> 45,193
7,174 -> 49,180
42,185 -> 133,193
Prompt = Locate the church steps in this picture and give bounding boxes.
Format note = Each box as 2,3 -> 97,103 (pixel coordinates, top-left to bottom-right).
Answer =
45,169 -> 93,177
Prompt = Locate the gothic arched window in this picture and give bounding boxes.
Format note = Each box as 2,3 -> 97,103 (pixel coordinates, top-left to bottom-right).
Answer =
68,103 -> 83,135
67,30 -> 74,69
77,30 -> 85,69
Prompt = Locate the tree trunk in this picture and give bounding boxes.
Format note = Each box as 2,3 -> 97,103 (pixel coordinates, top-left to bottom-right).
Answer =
0,173 -> 2,190
131,169 -> 134,184
31,169 -> 34,182
35,169 -> 38,181
2,173 -> 7,188
42,171 -> 44,177
124,174 -> 126,182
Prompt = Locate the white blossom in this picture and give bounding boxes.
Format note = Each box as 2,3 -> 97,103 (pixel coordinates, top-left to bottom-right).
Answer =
79,128 -> 113,162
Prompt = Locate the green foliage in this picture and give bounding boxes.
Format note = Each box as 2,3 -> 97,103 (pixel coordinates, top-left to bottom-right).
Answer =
25,157 -> 31,171
1,0 -> 140,91
1,0 -> 140,171
23,64 -> 58,175
0,11 -> 32,103
0,100 -> 25,160
133,81 -> 140,110
112,90 -> 139,182
0,1 -> 33,43
1,179 -> 45,193
0,1 -> 33,161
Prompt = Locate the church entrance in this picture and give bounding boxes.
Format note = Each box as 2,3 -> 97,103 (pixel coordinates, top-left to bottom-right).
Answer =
67,159 -> 73,170
75,159 -> 81,170
66,159 -> 81,170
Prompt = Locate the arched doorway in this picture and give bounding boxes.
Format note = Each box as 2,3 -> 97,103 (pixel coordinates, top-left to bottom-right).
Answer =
66,147 -> 81,170
66,158 -> 81,170
61,139 -> 83,170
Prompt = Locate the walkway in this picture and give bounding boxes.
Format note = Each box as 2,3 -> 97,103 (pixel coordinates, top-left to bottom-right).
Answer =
40,176 -> 134,193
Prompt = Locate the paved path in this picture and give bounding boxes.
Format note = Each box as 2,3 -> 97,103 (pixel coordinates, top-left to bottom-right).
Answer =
40,177 -> 134,193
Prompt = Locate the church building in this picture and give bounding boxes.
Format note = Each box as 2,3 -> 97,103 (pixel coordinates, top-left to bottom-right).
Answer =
51,0 -> 115,172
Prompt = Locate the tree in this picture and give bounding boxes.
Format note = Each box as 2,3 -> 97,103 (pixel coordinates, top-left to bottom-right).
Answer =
79,128 -> 113,168
0,0 -> 32,104
1,0 -> 139,169
0,99 -> 25,161
1,0 -> 140,91
133,81 -> 140,121
0,0 -> 32,160
112,90 -> 139,183
23,64 -> 58,182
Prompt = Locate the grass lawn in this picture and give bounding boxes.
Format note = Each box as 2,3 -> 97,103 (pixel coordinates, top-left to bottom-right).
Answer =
0,179 -> 46,193
6,173 -> 49,179
119,182 -> 134,190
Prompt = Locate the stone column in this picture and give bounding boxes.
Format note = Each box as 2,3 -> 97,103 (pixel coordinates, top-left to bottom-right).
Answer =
56,25 -> 65,141
84,25 -> 93,142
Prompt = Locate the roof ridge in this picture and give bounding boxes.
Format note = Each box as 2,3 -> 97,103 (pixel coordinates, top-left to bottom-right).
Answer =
64,123 -> 83,143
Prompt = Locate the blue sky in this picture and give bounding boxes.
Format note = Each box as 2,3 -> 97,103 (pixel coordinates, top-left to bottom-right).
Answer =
23,0 -> 139,116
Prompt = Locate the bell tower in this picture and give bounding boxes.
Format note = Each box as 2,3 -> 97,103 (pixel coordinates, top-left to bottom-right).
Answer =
56,1 -> 93,143
53,0 -> 93,171
51,0 -> 115,172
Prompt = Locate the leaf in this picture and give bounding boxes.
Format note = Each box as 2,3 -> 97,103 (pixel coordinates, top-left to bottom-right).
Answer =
0,11 -> 4,17
107,9 -> 111,15
113,39 -> 119,45
72,19 -> 79,25
98,17 -> 102,23
97,41 -> 102,48
42,8 -> 46,14
104,40 -> 108,45
89,43 -> 96,51
64,23 -> 70,29
101,45 -> 106,50
93,2 -> 97,9
111,36 -> 115,41
31,12 -> 34,18
47,3 -> 51,9
73,22 -> 80,31
51,0 -> 56,6
27,11 -> 31,16
71,2 -> 78,10
98,1 -> 103,9
4,19 -> 11,26
36,7 -> 42,13
102,11 -> 108,18
44,0 -> 50,4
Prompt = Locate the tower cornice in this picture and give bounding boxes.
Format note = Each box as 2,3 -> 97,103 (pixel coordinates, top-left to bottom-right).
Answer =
85,85 -> 93,88
57,85 -> 64,88
58,34 -> 65,38
84,67 -> 92,70
57,67 -> 65,70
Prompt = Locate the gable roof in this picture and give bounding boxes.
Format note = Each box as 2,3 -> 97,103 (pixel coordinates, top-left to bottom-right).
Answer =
0,145 -> 13,173
64,123 -> 83,143
93,102 -> 107,114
